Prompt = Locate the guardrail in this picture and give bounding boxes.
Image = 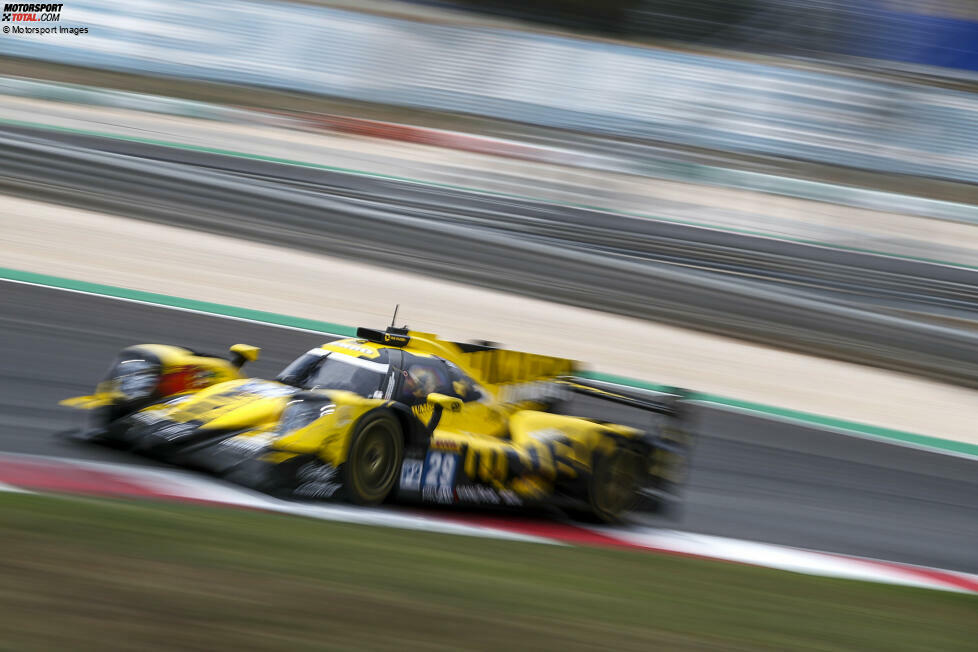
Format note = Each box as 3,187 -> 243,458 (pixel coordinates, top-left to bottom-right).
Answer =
3,132 -> 977,386
2,0 -> 978,184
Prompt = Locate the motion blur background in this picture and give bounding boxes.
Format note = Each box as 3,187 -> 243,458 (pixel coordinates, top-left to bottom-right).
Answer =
1,1 -> 977,649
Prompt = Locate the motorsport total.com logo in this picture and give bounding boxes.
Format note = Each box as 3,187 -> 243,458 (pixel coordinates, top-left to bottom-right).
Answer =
3,2 -> 88,35
3,3 -> 63,21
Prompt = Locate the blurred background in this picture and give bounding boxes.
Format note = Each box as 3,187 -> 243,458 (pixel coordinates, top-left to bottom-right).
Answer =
1,1 -> 977,648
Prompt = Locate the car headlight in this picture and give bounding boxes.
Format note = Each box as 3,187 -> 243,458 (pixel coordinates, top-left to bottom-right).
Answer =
280,399 -> 334,435
114,359 -> 160,401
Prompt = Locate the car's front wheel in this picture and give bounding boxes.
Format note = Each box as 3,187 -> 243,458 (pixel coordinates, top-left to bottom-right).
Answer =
342,412 -> 404,505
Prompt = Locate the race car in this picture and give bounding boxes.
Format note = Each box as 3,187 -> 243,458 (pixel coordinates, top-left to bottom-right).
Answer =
61,326 -> 691,521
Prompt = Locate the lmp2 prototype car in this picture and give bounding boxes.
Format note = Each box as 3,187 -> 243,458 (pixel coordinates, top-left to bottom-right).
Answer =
62,326 -> 691,521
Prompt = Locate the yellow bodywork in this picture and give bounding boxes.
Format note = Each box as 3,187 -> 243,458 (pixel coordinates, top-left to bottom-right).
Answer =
63,331 -> 658,505
272,391 -> 390,467
60,343 -> 250,409
264,333 -> 645,500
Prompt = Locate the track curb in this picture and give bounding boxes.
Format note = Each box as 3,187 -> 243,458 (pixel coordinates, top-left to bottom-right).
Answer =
1,452 -> 976,595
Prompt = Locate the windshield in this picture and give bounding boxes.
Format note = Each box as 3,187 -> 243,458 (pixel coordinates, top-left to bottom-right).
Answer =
278,350 -> 387,396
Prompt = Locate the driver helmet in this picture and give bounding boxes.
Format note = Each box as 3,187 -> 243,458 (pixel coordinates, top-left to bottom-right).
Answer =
404,365 -> 439,398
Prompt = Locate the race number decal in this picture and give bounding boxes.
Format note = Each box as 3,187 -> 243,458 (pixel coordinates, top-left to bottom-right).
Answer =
421,450 -> 458,503
424,451 -> 457,488
399,458 -> 423,491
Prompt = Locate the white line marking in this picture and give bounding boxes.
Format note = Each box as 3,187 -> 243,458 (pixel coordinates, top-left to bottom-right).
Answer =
324,351 -> 390,373
596,526 -> 978,593
0,480 -> 33,494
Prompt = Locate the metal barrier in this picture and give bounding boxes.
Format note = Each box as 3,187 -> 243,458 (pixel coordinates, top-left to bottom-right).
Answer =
2,0 -> 978,183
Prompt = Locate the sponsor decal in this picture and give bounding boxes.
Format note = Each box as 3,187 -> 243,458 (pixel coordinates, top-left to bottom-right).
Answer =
220,433 -> 275,455
131,412 -> 195,441
326,340 -> 380,358
429,439 -> 462,452
294,462 -> 342,499
421,486 -> 455,504
420,450 -> 457,503
297,462 -> 339,483
455,484 -> 522,506
293,482 -> 341,499
157,421 -> 195,441
384,372 -> 397,400
498,488 -> 522,506
381,332 -> 409,346
236,380 -> 297,398
399,458 -> 423,491
130,411 -> 165,426
411,403 -> 435,422
158,366 -> 215,395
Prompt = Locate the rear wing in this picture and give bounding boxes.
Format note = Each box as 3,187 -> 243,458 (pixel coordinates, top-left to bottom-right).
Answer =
561,377 -> 693,509
450,342 -> 577,404
455,344 -> 576,386
356,327 -> 578,389
560,377 -> 686,416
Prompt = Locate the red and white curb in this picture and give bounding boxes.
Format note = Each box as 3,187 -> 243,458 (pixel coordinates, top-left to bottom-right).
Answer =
2,452 -> 976,595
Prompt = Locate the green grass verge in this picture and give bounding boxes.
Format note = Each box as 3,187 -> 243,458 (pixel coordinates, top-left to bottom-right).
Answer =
0,493 -> 975,651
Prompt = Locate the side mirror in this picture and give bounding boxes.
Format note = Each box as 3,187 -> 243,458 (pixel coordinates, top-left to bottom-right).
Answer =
427,392 -> 462,413
229,343 -> 261,368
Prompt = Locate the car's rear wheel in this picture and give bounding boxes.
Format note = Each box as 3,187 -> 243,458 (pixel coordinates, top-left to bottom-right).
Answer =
343,412 -> 404,505
585,447 -> 643,523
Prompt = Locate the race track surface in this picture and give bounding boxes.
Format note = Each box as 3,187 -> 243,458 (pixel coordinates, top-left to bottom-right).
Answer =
3,280 -> 976,573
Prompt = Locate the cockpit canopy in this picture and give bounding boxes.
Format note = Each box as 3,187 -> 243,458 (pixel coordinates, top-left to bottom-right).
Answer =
277,348 -> 391,398
276,344 -> 487,405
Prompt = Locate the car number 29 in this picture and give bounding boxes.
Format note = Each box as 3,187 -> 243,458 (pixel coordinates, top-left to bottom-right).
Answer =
400,451 -> 458,500
423,451 -> 457,489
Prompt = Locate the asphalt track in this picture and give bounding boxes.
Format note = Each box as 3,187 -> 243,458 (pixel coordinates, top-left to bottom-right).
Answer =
3,280 -> 977,573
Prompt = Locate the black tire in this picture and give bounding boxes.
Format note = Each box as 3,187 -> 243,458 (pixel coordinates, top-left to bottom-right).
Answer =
342,411 -> 404,506
584,447 -> 643,523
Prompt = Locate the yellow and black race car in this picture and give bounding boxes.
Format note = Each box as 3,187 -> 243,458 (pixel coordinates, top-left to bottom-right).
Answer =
62,326 -> 691,522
